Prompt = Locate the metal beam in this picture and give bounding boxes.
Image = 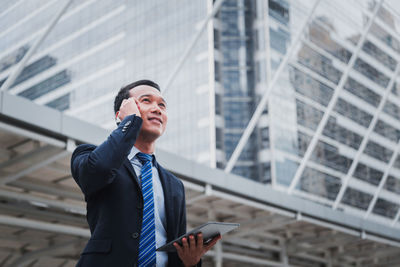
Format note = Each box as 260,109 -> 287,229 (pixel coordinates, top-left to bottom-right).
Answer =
210,186 -> 295,218
186,193 -> 210,205
0,150 -> 69,185
238,218 -> 297,234
293,252 -> 328,264
8,239 -> 81,267
0,122 -> 65,148
10,177 -> 82,201
0,202 -> 86,225
224,237 -> 282,252
208,208 -> 223,267
365,231 -> 400,248
237,214 -> 277,227
0,145 -> 58,170
0,188 -> 85,214
334,59 -> 400,210
162,0 -> 225,95
224,0 -> 321,173
280,240 -> 289,266
287,0 -> 384,194
0,214 -> 90,238
392,208 -> 400,227
0,0 -> 73,92
288,233 -> 354,253
0,0 -> 24,20
0,253 -> 13,267
186,184 -> 212,205
58,259 -> 70,267
206,250 -> 284,266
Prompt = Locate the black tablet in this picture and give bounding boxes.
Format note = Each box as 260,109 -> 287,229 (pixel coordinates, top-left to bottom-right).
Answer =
156,222 -> 239,252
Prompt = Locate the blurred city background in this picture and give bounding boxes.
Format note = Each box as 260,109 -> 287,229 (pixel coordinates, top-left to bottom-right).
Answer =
1,0 -> 400,266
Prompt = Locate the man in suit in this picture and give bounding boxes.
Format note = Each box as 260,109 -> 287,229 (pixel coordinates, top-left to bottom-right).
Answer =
71,80 -> 220,266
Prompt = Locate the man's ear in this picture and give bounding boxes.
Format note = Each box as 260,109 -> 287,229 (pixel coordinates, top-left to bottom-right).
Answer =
115,111 -> 121,126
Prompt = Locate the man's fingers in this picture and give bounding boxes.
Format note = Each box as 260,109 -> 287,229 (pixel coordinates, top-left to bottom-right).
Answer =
204,235 -> 221,251
196,233 -> 203,248
134,98 -> 141,111
118,97 -> 141,118
189,235 -> 196,253
189,235 -> 196,246
173,242 -> 183,256
182,237 -> 189,250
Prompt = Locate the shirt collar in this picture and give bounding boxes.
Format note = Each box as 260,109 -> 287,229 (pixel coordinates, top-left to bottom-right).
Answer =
128,145 -> 156,164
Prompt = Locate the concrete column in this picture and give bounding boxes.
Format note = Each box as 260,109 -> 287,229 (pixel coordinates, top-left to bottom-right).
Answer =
280,241 -> 289,267
208,209 -> 223,267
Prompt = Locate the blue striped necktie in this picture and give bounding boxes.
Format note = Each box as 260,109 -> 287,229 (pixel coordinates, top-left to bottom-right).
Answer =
136,152 -> 156,267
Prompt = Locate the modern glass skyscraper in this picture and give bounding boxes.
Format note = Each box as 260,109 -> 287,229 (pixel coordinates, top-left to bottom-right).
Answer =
3,0 -> 400,228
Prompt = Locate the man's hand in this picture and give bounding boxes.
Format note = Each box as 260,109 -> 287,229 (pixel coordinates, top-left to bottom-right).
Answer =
117,97 -> 141,121
173,233 -> 221,267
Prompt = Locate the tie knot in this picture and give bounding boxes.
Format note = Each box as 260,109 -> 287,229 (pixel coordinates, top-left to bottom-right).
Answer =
136,152 -> 152,165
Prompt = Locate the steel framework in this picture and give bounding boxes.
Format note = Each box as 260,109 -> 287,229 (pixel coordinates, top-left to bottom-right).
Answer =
287,0 -> 384,194
0,91 -> 399,266
224,0 -> 321,173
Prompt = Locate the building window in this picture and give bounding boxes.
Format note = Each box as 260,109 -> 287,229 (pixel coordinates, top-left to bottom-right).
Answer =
215,94 -> 222,115
268,0 -> 289,25
261,127 -> 269,149
216,128 -> 224,150
373,198 -> 399,219
334,98 -> 373,128
354,58 -> 390,88
215,61 -> 221,82
364,140 -> 393,163
344,77 -> 381,107
342,187 -> 372,210
300,167 -> 341,200
353,163 -> 382,186
261,163 -> 271,183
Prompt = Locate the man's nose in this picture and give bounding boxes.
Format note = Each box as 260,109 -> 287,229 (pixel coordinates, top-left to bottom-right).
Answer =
150,103 -> 162,114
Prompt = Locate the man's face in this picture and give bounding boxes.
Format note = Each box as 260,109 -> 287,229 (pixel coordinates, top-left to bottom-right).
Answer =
129,85 -> 168,139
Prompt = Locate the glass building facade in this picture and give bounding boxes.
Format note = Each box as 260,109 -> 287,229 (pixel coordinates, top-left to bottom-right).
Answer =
0,0 -> 212,165
257,0 -> 400,225
3,0 -> 400,228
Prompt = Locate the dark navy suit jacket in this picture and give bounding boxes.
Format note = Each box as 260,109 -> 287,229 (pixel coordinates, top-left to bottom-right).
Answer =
71,114 -> 186,266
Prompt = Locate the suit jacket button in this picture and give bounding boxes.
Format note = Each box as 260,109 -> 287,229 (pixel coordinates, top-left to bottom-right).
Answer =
132,232 -> 139,239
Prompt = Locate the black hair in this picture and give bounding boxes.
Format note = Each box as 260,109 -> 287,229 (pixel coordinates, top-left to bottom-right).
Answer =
113,79 -> 161,114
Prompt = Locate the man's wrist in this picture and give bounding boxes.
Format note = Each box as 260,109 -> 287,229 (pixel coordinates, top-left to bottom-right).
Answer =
183,259 -> 200,267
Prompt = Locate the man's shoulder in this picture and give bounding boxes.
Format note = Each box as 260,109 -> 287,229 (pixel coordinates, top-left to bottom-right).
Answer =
71,143 -> 97,159
73,143 -> 97,153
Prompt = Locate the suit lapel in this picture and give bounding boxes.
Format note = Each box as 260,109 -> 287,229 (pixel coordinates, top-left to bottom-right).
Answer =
123,159 -> 141,189
155,161 -> 174,242
125,158 -> 175,241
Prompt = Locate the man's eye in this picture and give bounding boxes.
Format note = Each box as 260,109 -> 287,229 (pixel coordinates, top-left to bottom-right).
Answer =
142,98 -> 150,102
159,103 -> 166,108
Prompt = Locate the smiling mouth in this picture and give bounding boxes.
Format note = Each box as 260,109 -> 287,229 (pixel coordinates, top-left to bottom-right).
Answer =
148,118 -> 162,124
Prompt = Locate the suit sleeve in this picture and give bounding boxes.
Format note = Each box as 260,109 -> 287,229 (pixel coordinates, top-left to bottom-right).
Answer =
179,181 -> 187,236
177,181 -> 187,267
70,114 -> 142,197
